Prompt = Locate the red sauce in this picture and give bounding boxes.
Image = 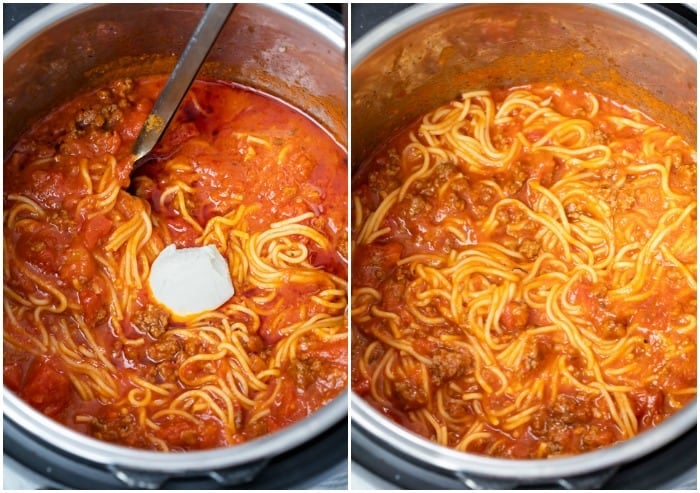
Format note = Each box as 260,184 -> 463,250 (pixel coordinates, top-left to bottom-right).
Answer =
351,84 -> 696,458
4,76 -> 347,450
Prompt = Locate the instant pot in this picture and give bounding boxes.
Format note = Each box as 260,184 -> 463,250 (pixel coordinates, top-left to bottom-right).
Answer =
3,3 -> 348,489
350,3 -> 697,489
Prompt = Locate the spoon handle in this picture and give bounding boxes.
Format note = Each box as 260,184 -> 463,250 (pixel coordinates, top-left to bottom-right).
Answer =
132,3 -> 235,164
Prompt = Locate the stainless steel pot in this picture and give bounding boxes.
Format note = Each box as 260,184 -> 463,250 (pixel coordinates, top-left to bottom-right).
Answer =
351,3 -> 696,488
5,3 -> 347,148
352,3 -> 696,166
4,3 -> 347,488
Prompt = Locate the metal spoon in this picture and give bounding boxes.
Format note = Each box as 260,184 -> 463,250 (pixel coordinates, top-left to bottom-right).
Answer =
131,3 -> 235,167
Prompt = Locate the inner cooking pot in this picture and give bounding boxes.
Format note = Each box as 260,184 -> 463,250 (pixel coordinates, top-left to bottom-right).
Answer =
4,3 -> 346,487
351,3 -> 696,487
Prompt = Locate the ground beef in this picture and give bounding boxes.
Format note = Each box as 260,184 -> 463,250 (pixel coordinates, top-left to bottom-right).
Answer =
74,103 -> 122,132
353,242 -> 403,286
500,166 -> 528,195
430,347 -> 471,385
133,304 -> 169,338
183,336 -> 203,356
242,334 -> 265,353
564,201 -> 583,220
90,411 -> 146,448
179,429 -> 198,447
551,394 -> 591,424
670,161 -> 696,194
530,393 -> 598,455
521,338 -> 550,375
290,358 -> 324,390
390,379 -> 428,411
443,396 -> 470,420
367,166 -> 400,196
468,181 -> 497,219
581,424 -> 616,450
599,317 -> 627,339
155,361 -> 178,383
146,338 -> 180,362
403,194 -> 431,217
517,238 -> 540,260
109,77 -> 135,99
615,188 -> 636,212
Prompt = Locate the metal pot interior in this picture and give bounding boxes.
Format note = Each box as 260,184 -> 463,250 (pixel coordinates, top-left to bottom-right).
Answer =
3,2 -> 347,473
5,386 -> 348,475
4,3 -> 346,151
352,393 -> 696,483
351,2 -> 697,481
352,3 -> 696,167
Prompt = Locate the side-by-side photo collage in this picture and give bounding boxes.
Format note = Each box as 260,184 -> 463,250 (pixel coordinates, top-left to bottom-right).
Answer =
3,3 -> 697,490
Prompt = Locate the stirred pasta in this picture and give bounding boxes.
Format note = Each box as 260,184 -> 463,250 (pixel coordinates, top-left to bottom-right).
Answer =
351,84 -> 696,458
4,76 -> 348,451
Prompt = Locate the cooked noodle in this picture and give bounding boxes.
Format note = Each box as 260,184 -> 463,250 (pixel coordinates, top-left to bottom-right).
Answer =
351,84 -> 696,458
4,77 -> 347,450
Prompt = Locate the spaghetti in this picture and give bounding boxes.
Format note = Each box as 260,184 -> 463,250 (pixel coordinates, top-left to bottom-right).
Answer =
4,76 -> 348,451
351,84 -> 696,458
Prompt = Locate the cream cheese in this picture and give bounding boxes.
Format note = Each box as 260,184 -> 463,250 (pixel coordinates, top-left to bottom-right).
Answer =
148,244 -> 234,319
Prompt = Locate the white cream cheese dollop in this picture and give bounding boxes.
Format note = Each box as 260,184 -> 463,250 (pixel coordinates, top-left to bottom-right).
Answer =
148,244 -> 234,319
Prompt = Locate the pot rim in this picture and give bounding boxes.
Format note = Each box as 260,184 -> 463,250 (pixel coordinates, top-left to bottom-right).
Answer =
351,3 -> 697,71
3,2 -> 347,474
4,3 -> 344,59
352,394 -> 696,481
350,1 -> 697,481
5,387 -> 348,473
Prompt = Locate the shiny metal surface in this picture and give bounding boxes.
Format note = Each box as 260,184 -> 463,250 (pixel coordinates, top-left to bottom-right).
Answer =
132,3 -> 235,163
5,3 -> 346,150
353,394 -> 696,485
5,387 -> 347,479
4,2 -> 347,483
351,2 -> 697,485
352,3 -> 696,167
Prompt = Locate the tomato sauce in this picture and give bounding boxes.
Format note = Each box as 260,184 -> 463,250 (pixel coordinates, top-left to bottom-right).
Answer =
4,76 -> 347,450
351,84 -> 696,458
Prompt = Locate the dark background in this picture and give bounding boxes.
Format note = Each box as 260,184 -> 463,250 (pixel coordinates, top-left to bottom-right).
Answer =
4,3 -> 48,32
